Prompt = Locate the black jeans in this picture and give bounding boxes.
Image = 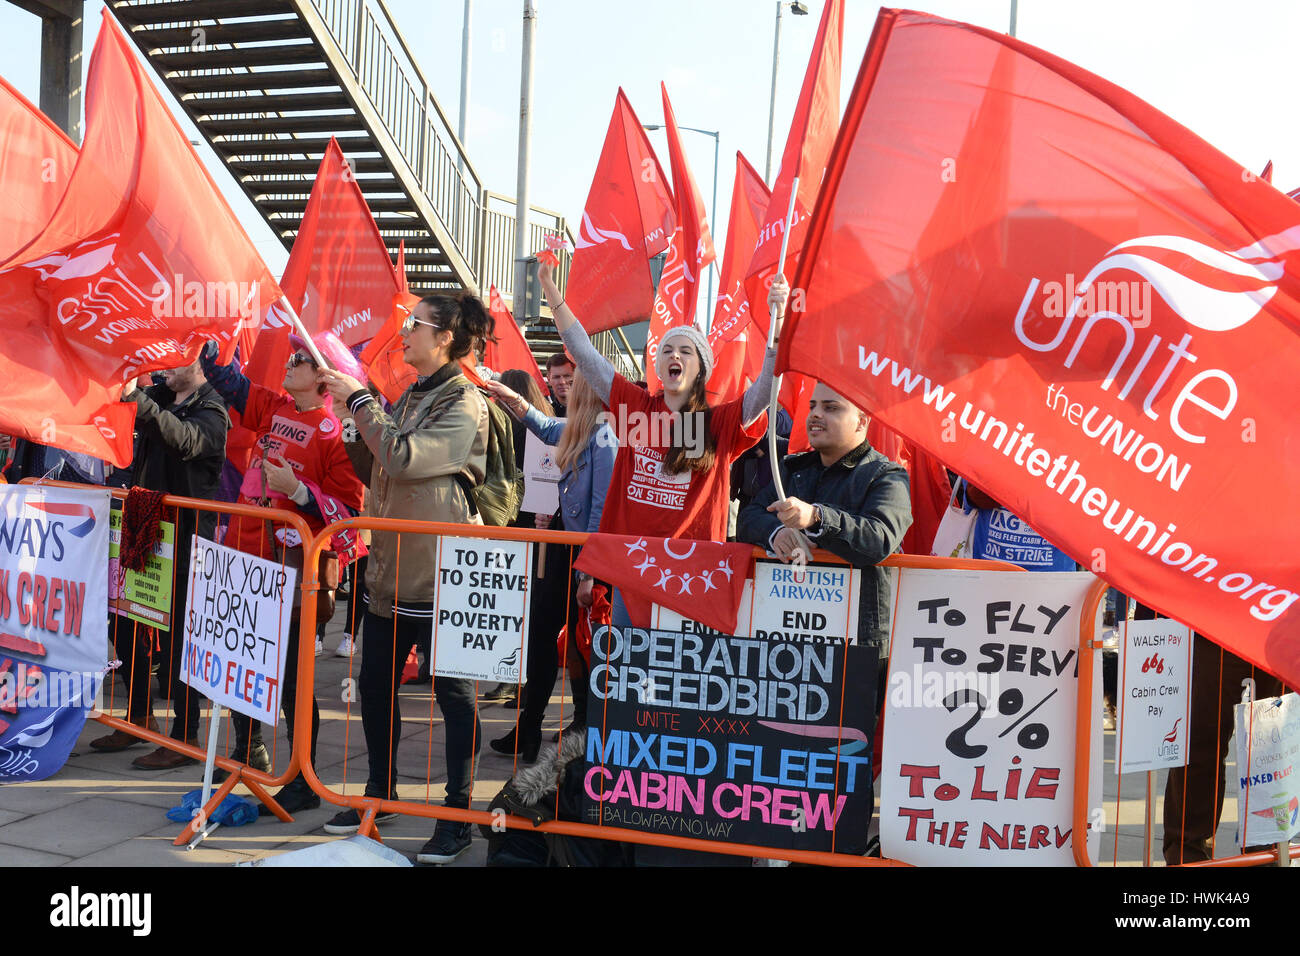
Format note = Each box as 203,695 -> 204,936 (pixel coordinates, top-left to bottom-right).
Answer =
519,543 -> 588,738
342,555 -> 368,637
360,610 -> 480,808
109,600 -> 199,741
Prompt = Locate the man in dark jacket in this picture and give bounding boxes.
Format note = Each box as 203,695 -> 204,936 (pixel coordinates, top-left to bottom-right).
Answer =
89,357 -> 230,769
740,382 -> 912,650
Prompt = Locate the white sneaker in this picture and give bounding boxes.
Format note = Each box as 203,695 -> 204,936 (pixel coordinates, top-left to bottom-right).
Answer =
335,635 -> 357,658
314,637 -> 324,657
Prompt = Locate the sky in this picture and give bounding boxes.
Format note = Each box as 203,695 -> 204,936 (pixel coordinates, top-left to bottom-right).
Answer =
3,0 -> 1300,314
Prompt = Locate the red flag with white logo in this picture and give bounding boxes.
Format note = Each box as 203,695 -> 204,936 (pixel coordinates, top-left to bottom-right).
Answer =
708,152 -> 772,403
0,11 -> 280,465
575,534 -> 754,634
780,8 -> 1300,685
644,84 -> 717,392
246,138 -> 399,391
733,0 -> 843,344
486,286 -> 545,391
566,89 -> 675,333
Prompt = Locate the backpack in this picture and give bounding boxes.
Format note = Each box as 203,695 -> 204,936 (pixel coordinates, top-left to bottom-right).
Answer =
469,390 -> 524,526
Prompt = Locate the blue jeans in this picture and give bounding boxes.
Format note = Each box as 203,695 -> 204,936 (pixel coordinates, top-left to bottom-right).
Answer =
360,610 -> 480,808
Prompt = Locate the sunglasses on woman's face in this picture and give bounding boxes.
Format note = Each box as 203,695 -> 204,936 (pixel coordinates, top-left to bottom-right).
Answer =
400,315 -> 445,337
287,352 -> 318,369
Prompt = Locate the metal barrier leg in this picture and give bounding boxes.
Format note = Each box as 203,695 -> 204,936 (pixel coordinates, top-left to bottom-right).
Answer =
357,805 -> 382,843
1144,771 -> 1154,868
245,778 -> 291,823
174,775 -> 238,848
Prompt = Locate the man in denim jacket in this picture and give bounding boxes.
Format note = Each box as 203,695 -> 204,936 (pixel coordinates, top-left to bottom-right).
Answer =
739,382 -> 912,650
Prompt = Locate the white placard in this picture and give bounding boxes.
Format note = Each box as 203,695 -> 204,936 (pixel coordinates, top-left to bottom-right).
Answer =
181,537 -> 296,725
1116,619 -> 1192,774
0,485 -> 110,676
1234,692 -> 1300,849
880,568 -> 1102,866
652,580 -> 753,635
750,560 -> 859,645
651,560 -> 858,643
0,485 -> 111,775
432,535 -> 532,682
521,432 -> 561,516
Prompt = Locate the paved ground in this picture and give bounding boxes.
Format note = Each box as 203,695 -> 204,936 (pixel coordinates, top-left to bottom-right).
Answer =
0,614 -> 1250,867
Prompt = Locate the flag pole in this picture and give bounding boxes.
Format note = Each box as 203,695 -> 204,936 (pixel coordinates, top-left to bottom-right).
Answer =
764,178 -> 814,562
765,177 -> 800,500
276,295 -> 333,370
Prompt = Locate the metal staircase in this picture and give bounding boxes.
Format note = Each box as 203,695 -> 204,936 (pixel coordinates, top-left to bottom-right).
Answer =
104,0 -> 566,305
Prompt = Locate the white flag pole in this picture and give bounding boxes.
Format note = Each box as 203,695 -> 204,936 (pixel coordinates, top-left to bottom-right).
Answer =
276,296 -> 333,370
763,178 -> 814,563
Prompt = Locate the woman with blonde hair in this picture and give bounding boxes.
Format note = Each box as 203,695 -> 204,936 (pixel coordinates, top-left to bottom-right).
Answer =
485,367 -> 615,760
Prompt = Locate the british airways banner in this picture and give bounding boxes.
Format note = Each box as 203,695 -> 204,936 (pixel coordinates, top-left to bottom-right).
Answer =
780,9 -> 1300,688
0,485 -> 110,781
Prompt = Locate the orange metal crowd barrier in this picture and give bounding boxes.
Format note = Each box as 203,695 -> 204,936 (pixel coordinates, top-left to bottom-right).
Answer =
1084,624 -> 1299,869
19,478 -> 313,844
18,475 -> 1292,866
294,515 -> 1109,866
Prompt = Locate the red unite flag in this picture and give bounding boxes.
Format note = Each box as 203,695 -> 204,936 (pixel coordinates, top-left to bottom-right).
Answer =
708,152 -> 772,403
645,84 -> 717,392
0,12 -> 279,465
781,9 -> 1300,686
486,287 -> 545,391
566,89 -> 675,334
735,0 -> 843,343
245,137 -> 399,391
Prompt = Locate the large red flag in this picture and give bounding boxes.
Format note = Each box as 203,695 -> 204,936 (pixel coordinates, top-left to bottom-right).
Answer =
645,84 -> 716,391
0,78 -> 77,264
781,9 -> 1300,686
708,152 -> 772,403
0,12 -> 279,464
247,138 -> 399,390
733,0 -> 843,344
566,89 -> 675,333
486,287 -> 544,390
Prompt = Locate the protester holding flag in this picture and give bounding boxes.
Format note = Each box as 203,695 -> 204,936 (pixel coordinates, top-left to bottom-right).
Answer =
90,357 -> 229,766
485,370 -> 615,760
200,336 -> 365,812
318,292 -> 494,865
739,382 -> 913,648
738,381 -> 911,855
538,260 -> 781,626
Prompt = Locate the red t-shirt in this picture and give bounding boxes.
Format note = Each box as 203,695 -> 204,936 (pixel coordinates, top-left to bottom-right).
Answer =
226,384 -> 364,560
597,374 -> 765,542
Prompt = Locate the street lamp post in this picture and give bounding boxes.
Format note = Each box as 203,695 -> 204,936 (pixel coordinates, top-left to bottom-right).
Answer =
644,123 -> 720,330
765,1 -> 810,185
